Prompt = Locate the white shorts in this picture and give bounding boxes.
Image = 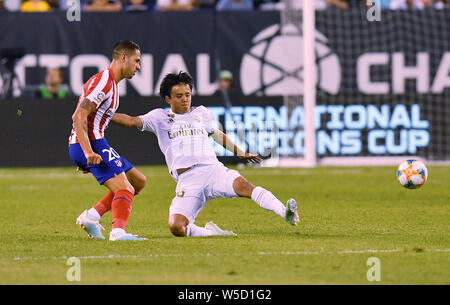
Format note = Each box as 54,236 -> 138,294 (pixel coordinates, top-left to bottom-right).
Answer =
169,163 -> 241,223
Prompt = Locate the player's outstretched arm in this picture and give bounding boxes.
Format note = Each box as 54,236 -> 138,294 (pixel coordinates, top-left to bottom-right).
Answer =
111,113 -> 143,129
210,129 -> 261,164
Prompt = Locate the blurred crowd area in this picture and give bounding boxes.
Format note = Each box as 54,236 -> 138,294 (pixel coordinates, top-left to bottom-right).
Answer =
0,0 -> 448,12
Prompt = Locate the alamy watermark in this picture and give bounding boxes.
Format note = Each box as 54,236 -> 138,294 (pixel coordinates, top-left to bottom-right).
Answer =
66,0 -> 81,22
366,0 -> 381,22
366,257 -> 381,281
66,256 -> 81,282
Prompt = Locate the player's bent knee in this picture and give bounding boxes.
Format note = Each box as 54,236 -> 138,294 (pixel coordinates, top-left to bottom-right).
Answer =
105,174 -> 135,194
168,214 -> 189,237
140,175 -> 147,188
233,177 -> 255,198
134,175 -> 147,195
168,222 -> 187,237
126,169 -> 146,195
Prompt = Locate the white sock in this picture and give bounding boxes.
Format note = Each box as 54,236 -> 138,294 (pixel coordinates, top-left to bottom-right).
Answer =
251,186 -> 286,218
87,208 -> 101,221
187,223 -> 215,237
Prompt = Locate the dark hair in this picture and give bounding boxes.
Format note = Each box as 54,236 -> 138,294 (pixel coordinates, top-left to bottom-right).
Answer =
159,71 -> 194,100
112,40 -> 140,59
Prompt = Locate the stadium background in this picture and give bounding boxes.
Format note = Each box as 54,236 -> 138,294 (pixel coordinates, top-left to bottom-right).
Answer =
0,7 -> 449,166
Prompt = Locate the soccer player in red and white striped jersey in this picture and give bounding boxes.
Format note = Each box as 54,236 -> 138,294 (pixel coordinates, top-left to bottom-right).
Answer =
69,40 -> 147,241
69,67 -> 118,144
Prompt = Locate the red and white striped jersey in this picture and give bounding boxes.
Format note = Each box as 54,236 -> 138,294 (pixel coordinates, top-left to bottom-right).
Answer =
69,67 -> 119,144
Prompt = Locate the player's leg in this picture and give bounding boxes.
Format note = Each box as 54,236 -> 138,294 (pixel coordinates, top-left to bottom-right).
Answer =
125,167 -> 147,195
87,156 -> 147,240
87,190 -> 115,220
73,165 -> 115,219
168,213 -> 191,237
80,171 -> 135,226
235,177 -> 298,224
168,213 -> 234,237
168,193 -> 214,237
168,195 -> 235,237
103,172 -> 134,233
209,163 -> 299,226
233,176 -> 284,216
70,142 -> 107,239
85,167 -> 146,221
72,140 -> 146,240
103,173 -> 146,240
109,164 -> 146,238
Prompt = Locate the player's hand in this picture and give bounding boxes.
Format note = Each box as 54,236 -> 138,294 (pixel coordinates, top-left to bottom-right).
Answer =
238,153 -> 262,164
85,152 -> 103,166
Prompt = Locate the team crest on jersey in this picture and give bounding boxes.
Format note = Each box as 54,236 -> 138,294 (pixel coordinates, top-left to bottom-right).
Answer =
194,114 -> 202,123
96,92 -> 105,103
115,159 -> 123,167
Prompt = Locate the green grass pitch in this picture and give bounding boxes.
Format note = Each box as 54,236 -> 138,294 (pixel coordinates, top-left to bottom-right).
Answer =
0,165 -> 448,284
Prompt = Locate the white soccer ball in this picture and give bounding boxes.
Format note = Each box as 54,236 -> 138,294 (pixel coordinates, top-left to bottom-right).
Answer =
396,159 -> 428,189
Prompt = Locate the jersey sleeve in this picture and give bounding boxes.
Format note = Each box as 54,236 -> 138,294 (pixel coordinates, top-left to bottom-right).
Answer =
200,106 -> 219,134
84,71 -> 112,109
139,109 -> 160,134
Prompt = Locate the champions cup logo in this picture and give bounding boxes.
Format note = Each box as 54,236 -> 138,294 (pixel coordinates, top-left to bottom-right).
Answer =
240,23 -> 341,96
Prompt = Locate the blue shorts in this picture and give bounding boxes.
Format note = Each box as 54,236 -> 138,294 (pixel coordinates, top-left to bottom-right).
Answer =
69,138 -> 134,185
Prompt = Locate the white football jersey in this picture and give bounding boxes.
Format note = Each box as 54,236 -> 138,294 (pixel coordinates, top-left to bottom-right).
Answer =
139,106 -> 220,180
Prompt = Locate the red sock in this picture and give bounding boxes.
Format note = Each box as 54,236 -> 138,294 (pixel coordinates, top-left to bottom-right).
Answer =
111,190 -> 134,230
93,191 -> 115,216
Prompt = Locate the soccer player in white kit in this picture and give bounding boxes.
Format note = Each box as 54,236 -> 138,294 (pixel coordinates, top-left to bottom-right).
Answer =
112,72 -> 299,237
